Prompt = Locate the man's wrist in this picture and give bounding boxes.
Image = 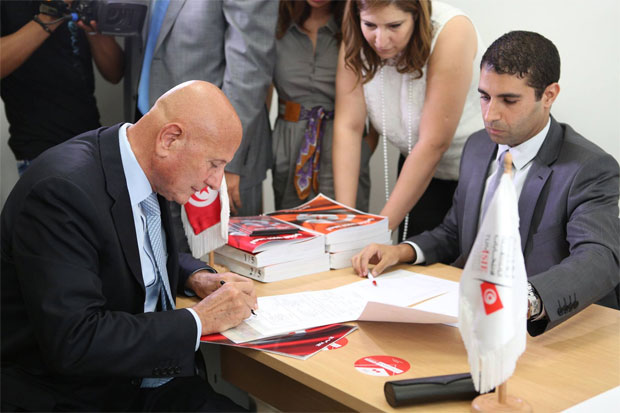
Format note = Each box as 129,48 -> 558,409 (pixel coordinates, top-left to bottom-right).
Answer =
33,15 -> 52,34
399,243 -> 416,263
33,14 -> 63,33
527,282 -> 542,319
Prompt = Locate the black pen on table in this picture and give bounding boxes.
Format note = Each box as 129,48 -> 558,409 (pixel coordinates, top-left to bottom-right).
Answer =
220,280 -> 257,316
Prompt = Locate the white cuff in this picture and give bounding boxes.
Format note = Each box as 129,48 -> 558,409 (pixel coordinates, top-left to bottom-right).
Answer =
185,308 -> 202,351
402,241 -> 426,264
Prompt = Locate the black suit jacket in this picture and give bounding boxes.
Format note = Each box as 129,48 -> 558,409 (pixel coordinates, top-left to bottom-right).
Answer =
1,124 -> 208,410
410,117 -> 620,336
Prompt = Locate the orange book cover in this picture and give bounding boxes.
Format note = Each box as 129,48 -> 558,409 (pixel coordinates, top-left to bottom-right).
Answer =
268,194 -> 388,244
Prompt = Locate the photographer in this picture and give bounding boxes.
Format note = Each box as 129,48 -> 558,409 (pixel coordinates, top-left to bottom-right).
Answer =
1,0 -> 123,175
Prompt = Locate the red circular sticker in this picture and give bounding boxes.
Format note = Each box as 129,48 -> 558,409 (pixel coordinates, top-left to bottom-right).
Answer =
323,337 -> 349,351
354,355 -> 410,376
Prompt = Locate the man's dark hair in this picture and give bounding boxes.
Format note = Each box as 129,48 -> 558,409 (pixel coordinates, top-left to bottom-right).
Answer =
481,31 -> 560,100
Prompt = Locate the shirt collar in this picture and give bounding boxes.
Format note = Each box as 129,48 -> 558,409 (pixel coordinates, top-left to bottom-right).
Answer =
119,123 -> 154,206
497,117 -> 551,170
291,15 -> 338,36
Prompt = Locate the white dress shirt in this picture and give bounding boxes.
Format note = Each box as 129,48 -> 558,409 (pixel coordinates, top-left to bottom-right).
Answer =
118,123 -> 202,350
405,117 -> 551,264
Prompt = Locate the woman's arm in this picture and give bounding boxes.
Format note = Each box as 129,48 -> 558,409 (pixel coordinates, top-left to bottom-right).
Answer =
380,16 -> 478,230
333,44 -> 368,208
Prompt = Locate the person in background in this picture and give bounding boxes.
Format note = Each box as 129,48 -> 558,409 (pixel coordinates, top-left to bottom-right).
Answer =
0,0 -> 123,175
333,0 -> 484,241
272,0 -> 373,211
352,31 -> 620,336
124,0 -> 276,253
1,81 -> 256,411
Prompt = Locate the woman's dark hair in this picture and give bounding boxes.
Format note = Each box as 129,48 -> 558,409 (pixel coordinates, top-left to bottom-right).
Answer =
342,0 -> 433,84
481,31 -> 561,100
276,0 -> 345,41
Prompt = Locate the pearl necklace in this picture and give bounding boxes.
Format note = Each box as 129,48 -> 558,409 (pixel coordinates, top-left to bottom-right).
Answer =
380,66 -> 414,241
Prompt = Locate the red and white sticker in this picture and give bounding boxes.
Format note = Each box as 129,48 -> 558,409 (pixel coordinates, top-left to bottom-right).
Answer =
354,355 -> 410,376
323,337 -> 349,351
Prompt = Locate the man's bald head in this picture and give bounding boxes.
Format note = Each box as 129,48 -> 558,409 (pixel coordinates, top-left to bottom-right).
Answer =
128,81 -> 242,204
152,81 -> 241,146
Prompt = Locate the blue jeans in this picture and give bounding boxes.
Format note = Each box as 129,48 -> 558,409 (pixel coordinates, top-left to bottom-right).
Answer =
17,160 -> 32,176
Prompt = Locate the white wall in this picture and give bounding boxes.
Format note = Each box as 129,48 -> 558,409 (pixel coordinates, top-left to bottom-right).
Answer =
3,1 -> 619,212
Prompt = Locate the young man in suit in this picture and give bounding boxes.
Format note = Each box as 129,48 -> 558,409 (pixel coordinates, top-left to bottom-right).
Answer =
351,31 -> 620,336
1,81 -> 256,411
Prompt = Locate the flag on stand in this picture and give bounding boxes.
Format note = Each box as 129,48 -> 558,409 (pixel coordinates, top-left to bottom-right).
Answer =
458,153 -> 528,394
181,176 -> 229,260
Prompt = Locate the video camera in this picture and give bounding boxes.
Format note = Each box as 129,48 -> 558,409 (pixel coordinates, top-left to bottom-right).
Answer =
39,0 -> 147,36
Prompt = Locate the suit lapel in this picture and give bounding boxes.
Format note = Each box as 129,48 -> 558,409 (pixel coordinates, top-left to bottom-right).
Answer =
154,0 -> 186,56
461,137 -> 497,257
518,117 -> 562,249
100,124 -> 145,291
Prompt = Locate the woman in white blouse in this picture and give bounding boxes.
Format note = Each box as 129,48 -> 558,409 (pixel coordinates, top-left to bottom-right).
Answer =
333,0 -> 483,241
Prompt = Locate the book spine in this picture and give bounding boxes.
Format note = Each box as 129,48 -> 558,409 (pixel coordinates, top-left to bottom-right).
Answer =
214,253 -> 265,281
218,246 -> 259,266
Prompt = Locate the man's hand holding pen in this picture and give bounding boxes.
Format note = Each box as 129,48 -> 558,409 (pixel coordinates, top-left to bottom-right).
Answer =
187,271 -> 258,335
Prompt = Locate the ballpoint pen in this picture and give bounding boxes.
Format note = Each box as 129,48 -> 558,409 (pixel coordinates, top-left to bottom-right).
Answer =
220,280 -> 257,315
367,271 -> 377,286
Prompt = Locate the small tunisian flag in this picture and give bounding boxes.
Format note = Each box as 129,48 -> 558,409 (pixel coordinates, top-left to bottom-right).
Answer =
458,153 -> 527,393
181,176 -> 229,259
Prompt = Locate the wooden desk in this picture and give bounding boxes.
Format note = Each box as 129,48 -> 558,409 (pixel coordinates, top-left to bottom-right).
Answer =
179,263 -> 620,412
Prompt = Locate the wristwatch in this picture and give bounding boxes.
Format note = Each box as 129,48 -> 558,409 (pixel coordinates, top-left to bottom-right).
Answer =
527,282 -> 542,319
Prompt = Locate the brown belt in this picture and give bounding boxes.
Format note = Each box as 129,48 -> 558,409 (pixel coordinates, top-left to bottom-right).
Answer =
278,99 -> 334,123
279,99 -> 303,122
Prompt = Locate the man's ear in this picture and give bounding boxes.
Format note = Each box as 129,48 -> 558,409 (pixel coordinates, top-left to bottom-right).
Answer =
542,82 -> 560,108
155,123 -> 183,157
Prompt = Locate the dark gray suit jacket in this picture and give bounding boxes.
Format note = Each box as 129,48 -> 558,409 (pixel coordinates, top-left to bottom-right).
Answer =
1,125 -> 207,410
410,117 -> 620,336
124,0 -> 277,190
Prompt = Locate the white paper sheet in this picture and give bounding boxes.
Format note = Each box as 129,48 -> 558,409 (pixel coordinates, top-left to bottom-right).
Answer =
222,270 -> 459,343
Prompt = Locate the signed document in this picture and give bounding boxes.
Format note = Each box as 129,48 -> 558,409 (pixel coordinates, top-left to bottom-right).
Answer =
222,270 -> 459,343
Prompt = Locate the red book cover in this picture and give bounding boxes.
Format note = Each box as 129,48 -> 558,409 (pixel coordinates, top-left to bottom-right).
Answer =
227,215 -> 318,254
201,324 -> 357,360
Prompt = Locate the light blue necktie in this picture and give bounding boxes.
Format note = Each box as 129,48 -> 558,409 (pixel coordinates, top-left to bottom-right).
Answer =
137,0 -> 170,115
140,193 -> 174,311
481,149 -> 509,220
140,193 -> 174,388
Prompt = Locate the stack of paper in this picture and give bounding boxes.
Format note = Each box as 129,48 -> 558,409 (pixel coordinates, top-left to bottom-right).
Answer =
222,270 -> 459,343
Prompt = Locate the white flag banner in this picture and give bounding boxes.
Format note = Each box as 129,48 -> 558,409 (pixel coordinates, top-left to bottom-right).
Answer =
181,176 -> 230,259
458,158 -> 528,394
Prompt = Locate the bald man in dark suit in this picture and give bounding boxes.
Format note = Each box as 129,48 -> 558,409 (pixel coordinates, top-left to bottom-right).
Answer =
2,81 -> 256,411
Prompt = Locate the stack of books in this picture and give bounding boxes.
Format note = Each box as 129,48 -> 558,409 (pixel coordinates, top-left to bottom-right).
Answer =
268,194 -> 391,269
213,215 -> 329,282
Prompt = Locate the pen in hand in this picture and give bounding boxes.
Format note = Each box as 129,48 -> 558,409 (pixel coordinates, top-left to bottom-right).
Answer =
220,280 -> 257,316
367,272 -> 377,286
